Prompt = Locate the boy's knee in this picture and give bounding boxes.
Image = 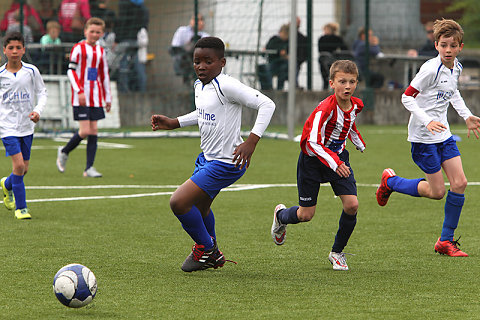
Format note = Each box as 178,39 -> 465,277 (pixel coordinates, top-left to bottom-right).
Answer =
297,207 -> 315,222
344,203 -> 358,215
431,189 -> 446,200
450,177 -> 468,193
169,196 -> 190,215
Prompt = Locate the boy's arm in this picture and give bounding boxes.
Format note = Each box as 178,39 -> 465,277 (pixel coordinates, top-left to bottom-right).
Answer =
151,110 -> 198,131
304,108 -> 343,172
348,122 -> 366,152
32,68 -> 47,117
99,49 -> 112,111
67,45 -> 84,96
225,80 -> 275,169
401,86 -> 432,126
450,90 -> 473,120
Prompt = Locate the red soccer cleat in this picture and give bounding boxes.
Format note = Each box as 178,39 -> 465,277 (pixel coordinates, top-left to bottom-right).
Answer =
376,168 -> 396,206
434,237 -> 469,257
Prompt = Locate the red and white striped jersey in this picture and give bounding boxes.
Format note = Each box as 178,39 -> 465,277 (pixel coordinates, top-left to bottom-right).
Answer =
67,40 -> 111,107
300,95 -> 366,171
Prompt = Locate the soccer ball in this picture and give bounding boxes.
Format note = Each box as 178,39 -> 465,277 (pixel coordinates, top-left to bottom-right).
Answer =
53,263 -> 97,308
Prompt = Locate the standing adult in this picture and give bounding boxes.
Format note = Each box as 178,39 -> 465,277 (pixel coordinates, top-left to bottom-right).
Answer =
170,14 -> 210,85
318,22 -> 348,90
114,0 -> 149,92
58,0 -> 91,42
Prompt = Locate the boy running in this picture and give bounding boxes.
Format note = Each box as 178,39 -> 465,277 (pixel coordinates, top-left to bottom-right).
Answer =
271,60 -> 366,271
0,31 -> 47,219
151,37 -> 275,272
376,19 -> 480,257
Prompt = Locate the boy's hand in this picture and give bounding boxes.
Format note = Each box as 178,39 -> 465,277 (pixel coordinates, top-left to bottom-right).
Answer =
233,133 -> 260,170
151,114 -> 179,131
105,102 -> 111,112
78,92 -> 87,106
466,115 -> 480,139
426,121 -> 446,134
336,162 -> 350,178
29,111 -> 40,123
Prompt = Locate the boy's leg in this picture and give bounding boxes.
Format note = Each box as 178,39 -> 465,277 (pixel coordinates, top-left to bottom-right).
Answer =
86,135 -> 98,170
331,195 -> 358,254
202,209 -> 216,240
62,131 -> 84,154
2,173 -> 15,210
170,179 -> 214,250
440,156 -> 467,241
10,153 -> 30,219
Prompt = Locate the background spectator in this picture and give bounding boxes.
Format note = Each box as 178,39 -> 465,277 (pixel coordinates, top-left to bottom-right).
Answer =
170,14 -> 210,84
265,23 -> 289,90
37,0 -> 57,31
114,0 -> 149,93
407,21 -> 437,57
318,22 -> 348,90
1,0 -> 44,41
353,27 -> 384,88
296,17 -> 308,89
40,20 -> 61,45
6,10 -> 34,44
39,20 -> 62,74
58,0 -> 91,42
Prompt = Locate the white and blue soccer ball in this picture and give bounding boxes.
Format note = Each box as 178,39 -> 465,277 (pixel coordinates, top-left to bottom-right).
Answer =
53,263 -> 97,308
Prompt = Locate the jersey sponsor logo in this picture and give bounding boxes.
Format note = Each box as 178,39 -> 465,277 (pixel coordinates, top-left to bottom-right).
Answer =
2,91 -> 30,103
436,90 -> 453,101
198,108 -> 216,122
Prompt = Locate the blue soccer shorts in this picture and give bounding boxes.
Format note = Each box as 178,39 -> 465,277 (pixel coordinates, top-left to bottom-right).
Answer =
190,152 -> 246,199
297,149 -> 357,207
73,106 -> 105,121
2,134 -> 33,159
411,136 -> 461,174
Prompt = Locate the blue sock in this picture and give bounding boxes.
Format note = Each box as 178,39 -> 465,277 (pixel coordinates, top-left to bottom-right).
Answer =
440,191 -> 464,241
277,206 -> 300,225
5,173 -> 13,190
86,135 -> 98,170
387,176 -> 423,197
175,205 -> 214,250
11,174 -> 26,210
332,211 -> 357,253
203,209 -> 216,240
63,132 -> 83,154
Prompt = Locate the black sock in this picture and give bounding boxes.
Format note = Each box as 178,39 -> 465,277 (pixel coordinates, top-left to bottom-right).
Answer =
332,210 -> 357,253
86,135 -> 98,170
277,206 -> 300,225
62,132 -> 83,154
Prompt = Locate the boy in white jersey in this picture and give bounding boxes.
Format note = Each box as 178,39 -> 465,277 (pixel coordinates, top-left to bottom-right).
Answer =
151,37 -> 275,272
0,32 -> 47,219
376,19 -> 480,257
56,17 -> 112,178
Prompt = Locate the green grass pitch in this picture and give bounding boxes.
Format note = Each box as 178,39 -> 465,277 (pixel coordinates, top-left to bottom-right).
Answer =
0,125 -> 479,319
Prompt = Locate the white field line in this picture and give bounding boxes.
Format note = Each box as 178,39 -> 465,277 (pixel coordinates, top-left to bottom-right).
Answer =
2,182 -> 479,204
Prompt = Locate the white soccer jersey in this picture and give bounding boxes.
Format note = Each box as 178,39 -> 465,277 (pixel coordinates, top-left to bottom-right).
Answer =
67,40 -> 111,107
177,73 -> 275,163
0,62 -> 47,138
402,55 -> 472,143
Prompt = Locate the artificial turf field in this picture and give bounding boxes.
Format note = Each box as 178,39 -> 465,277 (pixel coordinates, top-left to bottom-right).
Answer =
0,125 -> 479,319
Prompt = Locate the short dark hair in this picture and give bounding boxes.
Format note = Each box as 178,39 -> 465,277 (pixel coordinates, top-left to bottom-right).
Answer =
3,31 -> 25,47
194,36 -> 225,58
